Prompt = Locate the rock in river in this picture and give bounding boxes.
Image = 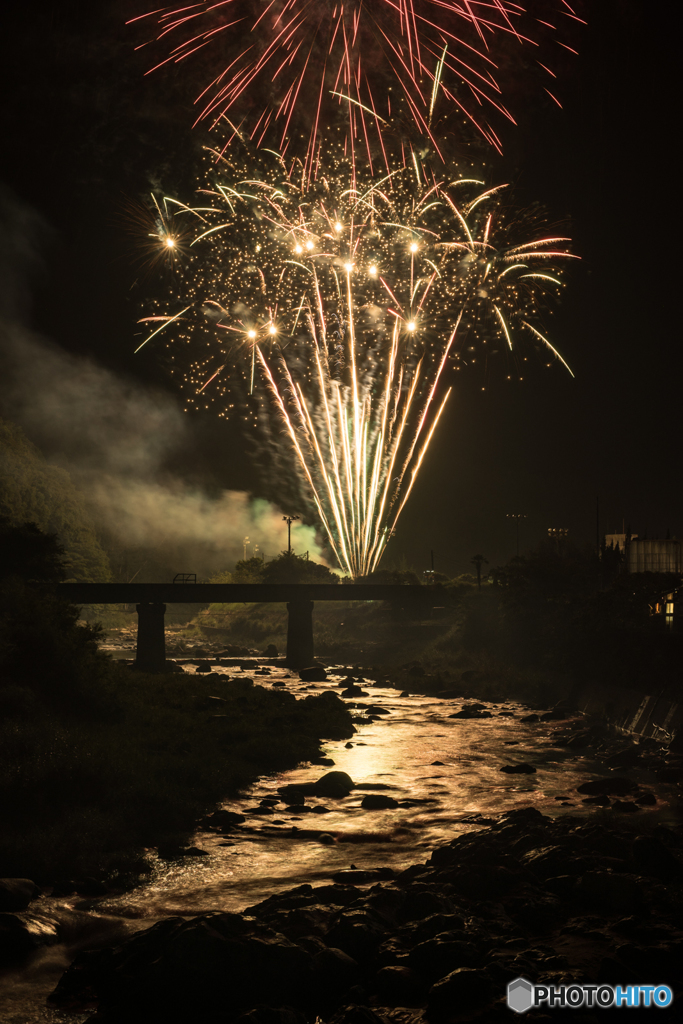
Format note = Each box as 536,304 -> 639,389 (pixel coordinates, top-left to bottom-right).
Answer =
315,772 -> 355,798
0,878 -> 41,912
360,794 -> 399,810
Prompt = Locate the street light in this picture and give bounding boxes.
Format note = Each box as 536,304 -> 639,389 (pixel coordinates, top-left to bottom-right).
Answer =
282,515 -> 300,555
506,514 -> 527,557
243,536 -> 250,560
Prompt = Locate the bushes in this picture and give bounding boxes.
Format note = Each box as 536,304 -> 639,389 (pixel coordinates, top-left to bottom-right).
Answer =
0,577 -> 115,714
0,521 -> 354,881
0,668 -> 353,881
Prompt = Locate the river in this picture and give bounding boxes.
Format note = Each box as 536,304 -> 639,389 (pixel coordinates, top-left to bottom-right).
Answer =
0,659 -> 675,1023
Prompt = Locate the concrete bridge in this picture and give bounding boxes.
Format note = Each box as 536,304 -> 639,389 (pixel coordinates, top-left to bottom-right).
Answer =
58,583 -> 440,672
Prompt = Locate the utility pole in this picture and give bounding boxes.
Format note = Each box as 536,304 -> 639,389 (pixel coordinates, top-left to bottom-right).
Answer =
506,513 -> 527,557
282,514 -> 300,555
471,554 -> 488,589
596,495 -> 603,590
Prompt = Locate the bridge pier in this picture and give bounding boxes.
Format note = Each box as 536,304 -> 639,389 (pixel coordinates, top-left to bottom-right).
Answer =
135,602 -> 166,673
285,599 -> 314,669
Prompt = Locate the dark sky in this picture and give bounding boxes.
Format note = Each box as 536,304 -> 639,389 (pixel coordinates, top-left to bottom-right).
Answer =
0,1 -> 676,576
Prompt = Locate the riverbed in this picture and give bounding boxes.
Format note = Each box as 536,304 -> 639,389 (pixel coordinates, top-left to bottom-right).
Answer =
0,659 -> 677,1023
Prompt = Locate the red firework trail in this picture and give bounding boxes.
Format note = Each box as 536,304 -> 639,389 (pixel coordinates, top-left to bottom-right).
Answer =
129,1 -> 584,171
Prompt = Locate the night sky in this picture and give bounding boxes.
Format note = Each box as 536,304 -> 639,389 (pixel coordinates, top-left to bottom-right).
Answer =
0,1 -> 676,577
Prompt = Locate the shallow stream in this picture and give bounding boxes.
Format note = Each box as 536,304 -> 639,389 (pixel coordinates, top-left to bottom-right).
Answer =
0,660 -> 677,1023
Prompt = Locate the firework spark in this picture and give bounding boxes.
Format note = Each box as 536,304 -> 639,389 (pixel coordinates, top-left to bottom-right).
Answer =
129,1 -> 584,169
138,145 -> 575,575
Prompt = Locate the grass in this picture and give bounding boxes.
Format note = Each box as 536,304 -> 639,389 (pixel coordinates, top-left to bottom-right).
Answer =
0,666 -> 353,884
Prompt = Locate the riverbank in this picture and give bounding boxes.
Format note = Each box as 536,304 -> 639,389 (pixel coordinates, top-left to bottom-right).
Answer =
47,805 -> 683,1023
3,667 -> 681,1023
0,664 -> 354,886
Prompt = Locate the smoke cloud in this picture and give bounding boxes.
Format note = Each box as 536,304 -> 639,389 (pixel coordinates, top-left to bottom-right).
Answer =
0,184 -> 324,579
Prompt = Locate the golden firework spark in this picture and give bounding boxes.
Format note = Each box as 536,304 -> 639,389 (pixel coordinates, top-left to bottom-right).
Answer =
138,145 -> 575,575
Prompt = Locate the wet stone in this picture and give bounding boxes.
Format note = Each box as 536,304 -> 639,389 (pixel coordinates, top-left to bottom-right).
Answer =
427,967 -> 494,1018
0,879 -> 41,913
374,964 -> 423,1003
612,800 -> 639,813
0,912 -> 60,961
576,776 -> 638,796
361,795 -> 399,810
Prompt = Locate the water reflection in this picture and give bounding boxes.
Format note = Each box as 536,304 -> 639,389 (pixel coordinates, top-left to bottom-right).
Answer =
0,663 -> 673,1024
90,666 -> 666,919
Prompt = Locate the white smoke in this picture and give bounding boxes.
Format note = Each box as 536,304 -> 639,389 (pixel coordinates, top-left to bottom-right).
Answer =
0,184 -> 324,577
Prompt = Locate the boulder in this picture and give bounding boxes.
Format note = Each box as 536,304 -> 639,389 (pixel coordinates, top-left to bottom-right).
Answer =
448,704 -> 492,719
576,776 -> 638,796
374,965 -> 422,1003
332,868 -> 395,885
264,644 -> 279,658
300,665 -> 328,682
49,913 -> 315,1020
520,846 -> 569,879
204,809 -> 246,828
360,795 -> 399,810
500,763 -> 537,774
312,946 -> 361,998
427,968 -> 493,1018
631,836 -> 682,879
328,1007 -> 387,1024
0,879 -> 40,913
612,800 -> 639,813
409,938 -> 482,982
520,713 -> 539,723
575,871 -> 643,913
325,910 -> 388,961
0,912 -> 59,961
279,785 -> 314,802
314,772 -> 355,798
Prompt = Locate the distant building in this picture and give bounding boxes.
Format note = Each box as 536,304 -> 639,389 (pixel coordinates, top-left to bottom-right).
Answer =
627,539 -> 683,574
604,533 -> 635,553
603,534 -> 682,623
604,534 -> 683,573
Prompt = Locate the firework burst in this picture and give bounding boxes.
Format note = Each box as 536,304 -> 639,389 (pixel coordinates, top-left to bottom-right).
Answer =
138,144 -> 575,575
129,1 -> 584,170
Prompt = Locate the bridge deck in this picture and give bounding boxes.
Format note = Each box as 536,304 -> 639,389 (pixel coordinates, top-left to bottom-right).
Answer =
58,583 -> 432,604
57,582 -> 439,672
